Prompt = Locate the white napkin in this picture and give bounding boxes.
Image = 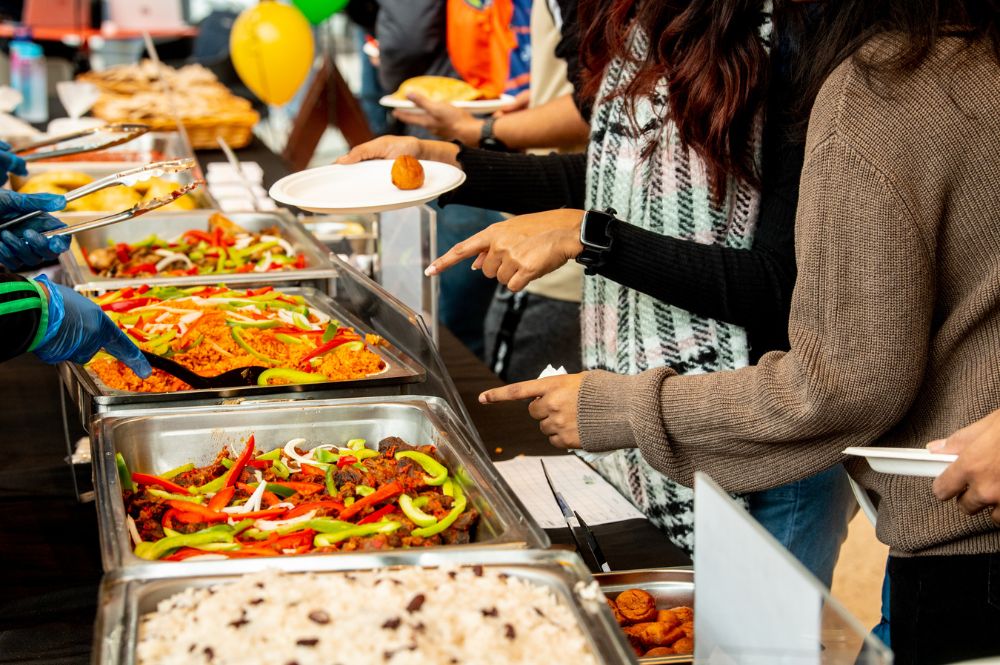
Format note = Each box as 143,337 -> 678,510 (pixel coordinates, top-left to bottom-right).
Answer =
535,364 -> 611,462
56,81 -> 99,120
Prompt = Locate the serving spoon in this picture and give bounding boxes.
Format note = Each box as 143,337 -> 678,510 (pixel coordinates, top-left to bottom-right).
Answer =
141,351 -> 267,389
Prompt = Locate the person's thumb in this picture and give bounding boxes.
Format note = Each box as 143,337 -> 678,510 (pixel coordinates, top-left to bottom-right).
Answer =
101,318 -> 152,378
408,92 -> 448,117
8,192 -> 66,214
336,145 -> 375,165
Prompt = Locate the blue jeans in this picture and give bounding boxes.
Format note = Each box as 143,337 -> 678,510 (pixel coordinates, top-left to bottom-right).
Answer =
432,202 -> 504,358
747,465 -> 856,588
355,28 -> 390,136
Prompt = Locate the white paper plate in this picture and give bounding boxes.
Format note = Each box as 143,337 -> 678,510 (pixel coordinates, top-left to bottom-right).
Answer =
843,446 -> 957,478
269,160 -> 466,214
379,93 -> 516,115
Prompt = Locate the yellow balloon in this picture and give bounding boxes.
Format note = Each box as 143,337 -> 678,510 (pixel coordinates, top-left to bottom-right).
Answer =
230,1 -> 315,106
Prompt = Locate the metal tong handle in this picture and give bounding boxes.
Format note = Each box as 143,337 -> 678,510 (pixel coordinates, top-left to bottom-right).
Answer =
0,158 -> 196,232
15,123 -> 150,162
41,179 -> 203,238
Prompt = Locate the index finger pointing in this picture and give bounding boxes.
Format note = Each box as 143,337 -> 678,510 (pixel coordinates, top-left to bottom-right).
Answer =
480,378 -> 551,404
425,232 -> 492,276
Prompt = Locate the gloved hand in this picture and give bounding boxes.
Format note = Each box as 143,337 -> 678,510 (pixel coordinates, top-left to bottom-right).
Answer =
0,142 -> 28,186
0,191 -> 69,270
33,275 -> 152,378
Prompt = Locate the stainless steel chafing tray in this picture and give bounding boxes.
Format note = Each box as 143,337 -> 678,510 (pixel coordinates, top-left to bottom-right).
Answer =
59,286 -> 425,428
92,395 -> 549,571
59,210 -> 338,294
595,568 -> 695,665
94,549 -> 635,665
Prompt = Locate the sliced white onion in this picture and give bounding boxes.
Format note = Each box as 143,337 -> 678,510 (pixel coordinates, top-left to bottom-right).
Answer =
206,339 -> 233,357
126,515 -> 142,546
225,476 -> 267,514
254,510 -> 316,532
254,252 -> 273,272
282,438 -> 323,468
154,252 -> 193,271
260,235 -> 295,256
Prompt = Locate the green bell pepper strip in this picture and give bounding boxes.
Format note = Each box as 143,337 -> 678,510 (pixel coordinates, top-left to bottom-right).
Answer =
306,518 -> 354,533
394,451 -> 449,486
411,484 -> 467,538
163,527 -> 181,538
189,542 -> 242,552
399,494 -> 437,527
255,449 -> 282,462
324,465 -> 337,496
225,319 -> 281,330
271,459 -> 291,480
355,485 -> 375,497
442,480 -> 455,497
275,333 -> 303,345
147,488 -> 205,503
313,521 -> 401,547
230,327 -> 280,365
353,448 -> 379,461
314,448 -> 337,464
133,525 -> 235,560
344,496 -> 355,507
243,482 -> 297,499
256,368 -> 329,386
220,458 -> 234,469
412,496 -> 430,509
116,453 -> 134,491
347,438 -> 366,451
192,473 -> 227,495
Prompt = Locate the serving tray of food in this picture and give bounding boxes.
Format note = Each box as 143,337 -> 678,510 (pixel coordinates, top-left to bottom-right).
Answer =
595,569 -> 695,664
59,210 -> 337,293
92,395 -> 548,570
94,549 -> 635,665
59,285 -> 425,427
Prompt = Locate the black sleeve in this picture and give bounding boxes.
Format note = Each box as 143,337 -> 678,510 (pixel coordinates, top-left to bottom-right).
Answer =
439,146 -> 588,214
552,0 -> 582,93
0,273 -> 45,362
593,67 -> 804,362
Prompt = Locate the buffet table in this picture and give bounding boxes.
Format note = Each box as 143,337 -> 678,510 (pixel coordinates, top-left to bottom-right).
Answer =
0,141 -> 687,664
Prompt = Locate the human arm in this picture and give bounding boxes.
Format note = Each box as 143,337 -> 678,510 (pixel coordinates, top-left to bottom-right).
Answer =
0,191 -> 70,270
931,409 -> 1000,524
393,93 -> 589,151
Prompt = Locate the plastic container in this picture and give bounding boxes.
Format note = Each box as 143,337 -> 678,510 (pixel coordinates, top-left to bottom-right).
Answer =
9,39 -> 48,123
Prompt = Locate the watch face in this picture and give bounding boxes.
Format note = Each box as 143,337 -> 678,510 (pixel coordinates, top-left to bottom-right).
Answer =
582,211 -> 613,247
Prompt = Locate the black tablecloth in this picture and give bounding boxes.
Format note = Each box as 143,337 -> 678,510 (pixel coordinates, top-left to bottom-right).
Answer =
0,141 -> 688,664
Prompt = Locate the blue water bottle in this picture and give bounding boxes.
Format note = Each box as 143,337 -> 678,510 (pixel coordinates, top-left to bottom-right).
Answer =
9,38 -> 49,123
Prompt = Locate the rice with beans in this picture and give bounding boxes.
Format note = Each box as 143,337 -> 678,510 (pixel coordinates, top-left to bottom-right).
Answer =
137,566 -> 600,665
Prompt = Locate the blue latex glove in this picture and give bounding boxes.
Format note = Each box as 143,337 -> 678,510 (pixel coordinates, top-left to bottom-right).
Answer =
0,191 -> 69,270
33,275 -> 152,378
0,142 -> 28,186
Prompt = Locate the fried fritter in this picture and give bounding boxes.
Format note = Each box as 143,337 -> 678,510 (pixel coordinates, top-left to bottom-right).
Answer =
680,620 -> 694,638
624,622 -> 686,647
606,598 -> 627,624
615,588 -> 657,623
644,647 -> 676,657
672,636 -> 694,654
391,155 -> 425,190
671,606 -> 694,623
655,609 -> 682,628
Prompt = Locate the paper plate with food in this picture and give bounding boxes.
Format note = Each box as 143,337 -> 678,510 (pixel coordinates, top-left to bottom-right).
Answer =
269,156 -> 465,214
379,75 -> 515,115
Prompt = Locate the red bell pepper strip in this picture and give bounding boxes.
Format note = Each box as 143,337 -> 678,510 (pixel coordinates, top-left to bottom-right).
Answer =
207,486 -> 236,512
234,507 -> 288,520
185,267 -> 200,276
183,229 -> 215,245
247,459 -> 269,469
270,529 -> 315,550
338,481 -> 403,521
223,546 -> 280,558
161,508 -> 178,531
136,284 -> 151,295
115,243 -> 131,263
120,287 -> 135,299
336,455 -> 358,469
300,336 -> 358,364
235,264 -> 255,273
166,500 -> 227,522
123,263 -> 158,277
285,500 -> 345,518
270,481 -> 324,495
102,297 -> 154,313
224,435 -> 256,488
245,286 -> 274,297
298,463 -> 325,477
213,227 -> 225,248
294,254 -> 306,269
272,327 -> 323,336
133,472 -> 191,495
163,547 -> 214,561
357,504 -> 396,525
127,328 -> 148,343
268,262 -> 283,271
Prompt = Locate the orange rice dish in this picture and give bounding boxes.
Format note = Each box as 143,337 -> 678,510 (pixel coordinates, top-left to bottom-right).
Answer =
89,285 -> 386,393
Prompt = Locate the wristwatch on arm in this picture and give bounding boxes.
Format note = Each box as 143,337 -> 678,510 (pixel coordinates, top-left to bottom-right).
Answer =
478,116 -> 510,151
575,207 -> 620,275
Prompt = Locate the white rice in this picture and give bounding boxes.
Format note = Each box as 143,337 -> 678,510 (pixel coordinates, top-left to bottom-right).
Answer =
136,566 -> 600,665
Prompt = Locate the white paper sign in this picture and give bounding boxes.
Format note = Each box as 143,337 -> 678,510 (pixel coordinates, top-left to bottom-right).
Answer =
695,473 -> 822,665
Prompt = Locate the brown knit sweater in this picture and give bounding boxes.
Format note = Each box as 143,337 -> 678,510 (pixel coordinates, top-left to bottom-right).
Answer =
578,36 -> 1000,557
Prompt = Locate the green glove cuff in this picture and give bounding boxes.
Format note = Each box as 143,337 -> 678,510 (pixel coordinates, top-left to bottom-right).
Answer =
27,279 -> 50,352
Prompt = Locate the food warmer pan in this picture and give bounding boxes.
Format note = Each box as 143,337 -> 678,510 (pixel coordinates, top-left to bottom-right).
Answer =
59,286 -> 425,428
595,568 -> 695,665
92,395 -> 549,571
93,549 -> 635,665
59,210 -> 338,294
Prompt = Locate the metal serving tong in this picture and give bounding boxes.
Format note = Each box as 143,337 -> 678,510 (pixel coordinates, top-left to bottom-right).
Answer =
0,158 -> 199,234
14,123 -> 150,162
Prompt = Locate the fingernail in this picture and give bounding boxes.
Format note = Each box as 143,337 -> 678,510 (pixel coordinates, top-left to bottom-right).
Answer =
478,393 -> 489,404
927,440 -> 946,452
424,265 -> 437,276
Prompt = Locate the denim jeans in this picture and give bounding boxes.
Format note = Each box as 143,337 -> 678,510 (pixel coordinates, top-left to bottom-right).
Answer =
747,465 -> 856,588
432,202 -> 504,358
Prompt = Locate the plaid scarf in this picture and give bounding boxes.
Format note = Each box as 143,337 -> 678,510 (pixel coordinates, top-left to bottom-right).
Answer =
581,20 -> 769,554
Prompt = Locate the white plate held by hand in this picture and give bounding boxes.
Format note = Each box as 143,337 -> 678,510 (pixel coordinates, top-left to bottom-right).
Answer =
380,94 -> 516,116
269,160 -> 466,215
844,446 -> 957,478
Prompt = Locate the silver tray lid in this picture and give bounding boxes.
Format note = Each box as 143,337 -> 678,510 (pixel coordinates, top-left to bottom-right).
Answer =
94,549 -> 636,665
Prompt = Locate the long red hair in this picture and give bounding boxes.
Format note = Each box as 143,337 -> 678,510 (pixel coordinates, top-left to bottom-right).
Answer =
579,0 -> 770,201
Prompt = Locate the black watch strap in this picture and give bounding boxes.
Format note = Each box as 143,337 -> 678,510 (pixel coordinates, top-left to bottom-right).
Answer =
576,207 -> 619,275
479,116 -> 509,151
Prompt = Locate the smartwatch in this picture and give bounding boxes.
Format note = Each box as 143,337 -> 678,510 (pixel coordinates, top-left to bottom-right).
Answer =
478,116 -> 509,151
575,207 -> 619,275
